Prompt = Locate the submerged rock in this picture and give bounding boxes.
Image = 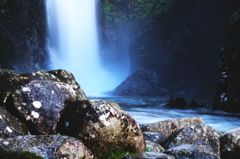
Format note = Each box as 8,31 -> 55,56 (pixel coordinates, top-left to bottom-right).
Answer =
165,144 -> 219,159
219,127 -> 240,159
123,152 -> 175,159
141,117 -> 204,137
58,99 -> 146,157
163,124 -> 220,157
0,107 -> 29,137
0,135 -> 93,159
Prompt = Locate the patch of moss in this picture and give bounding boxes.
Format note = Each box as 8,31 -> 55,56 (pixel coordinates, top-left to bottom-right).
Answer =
95,143 -> 131,159
0,151 -> 44,159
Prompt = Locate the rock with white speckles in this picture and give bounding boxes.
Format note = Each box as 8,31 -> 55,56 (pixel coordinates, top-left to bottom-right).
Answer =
165,144 -> 219,159
141,117 -> 204,137
0,107 -> 29,137
0,69 -> 87,108
11,80 -> 76,134
162,124 -> 220,157
58,99 -> 146,157
0,135 -> 93,159
219,127 -> 240,159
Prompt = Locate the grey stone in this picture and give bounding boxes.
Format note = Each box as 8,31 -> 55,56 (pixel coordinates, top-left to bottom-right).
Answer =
141,117 -> 204,137
165,144 -> 219,159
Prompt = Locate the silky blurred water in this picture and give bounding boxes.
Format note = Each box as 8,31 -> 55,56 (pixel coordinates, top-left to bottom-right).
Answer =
92,96 -> 240,133
46,0 -> 128,97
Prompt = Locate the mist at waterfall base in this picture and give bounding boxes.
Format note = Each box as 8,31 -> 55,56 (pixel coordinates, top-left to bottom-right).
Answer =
45,0 -> 240,133
46,0 -> 129,97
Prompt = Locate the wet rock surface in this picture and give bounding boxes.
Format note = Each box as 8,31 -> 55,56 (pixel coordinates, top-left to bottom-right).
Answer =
145,140 -> 165,152
123,152 -> 175,159
141,117 -> 204,137
165,144 -> 219,159
58,99 -> 146,156
0,135 -> 93,159
162,124 -> 220,157
219,127 -> 240,159
0,107 -> 29,137
142,132 -> 167,145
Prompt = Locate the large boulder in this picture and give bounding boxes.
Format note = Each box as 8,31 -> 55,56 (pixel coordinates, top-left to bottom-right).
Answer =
58,99 -> 146,157
9,80 -> 76,134
141,117 -> 204,137
162,124 -> 220,157
0,69 -> 87,134
219,127 -> 240,159
0,135 -> 93,159
165,144 -> 219,159
0,107 -> 29,137
0,69 -> 86,106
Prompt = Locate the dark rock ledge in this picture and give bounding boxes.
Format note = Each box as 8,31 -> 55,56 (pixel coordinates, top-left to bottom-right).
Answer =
0,68 -> 239,159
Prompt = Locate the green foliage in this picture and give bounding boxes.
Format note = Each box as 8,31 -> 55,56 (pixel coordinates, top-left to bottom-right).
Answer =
144,147 -> 151,152
96,144 -> 131,159
0,151 -> 44,159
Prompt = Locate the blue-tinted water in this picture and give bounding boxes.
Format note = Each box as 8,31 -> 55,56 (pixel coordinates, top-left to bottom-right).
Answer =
91,96 -> 240,133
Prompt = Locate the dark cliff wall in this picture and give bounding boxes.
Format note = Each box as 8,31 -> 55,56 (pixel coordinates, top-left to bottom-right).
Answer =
0,0 -> 48,73
100,0 -> 240,99
213,10 -> 240,113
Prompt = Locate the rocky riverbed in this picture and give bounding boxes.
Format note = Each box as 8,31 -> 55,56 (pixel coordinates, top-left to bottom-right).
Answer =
0,68 -> 240,159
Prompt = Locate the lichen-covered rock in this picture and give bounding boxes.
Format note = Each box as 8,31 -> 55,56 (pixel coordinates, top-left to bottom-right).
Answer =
58,99 -> 146,157
163,124 -> 220,157
47,69 -> 87,99
165,144 -> 219,159
0,107 -> 29,137
141,117 -> 204,137
9,80 -> 76,134
145,140 -> 165,152
219,127 -> 240,159
0,135 -> 93,159
0,69 -> 86,107
143,132 -> 167,145
123,152 -> 175,159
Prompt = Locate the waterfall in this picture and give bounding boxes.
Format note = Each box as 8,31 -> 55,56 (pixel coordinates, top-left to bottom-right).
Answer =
46,0 -> 127,96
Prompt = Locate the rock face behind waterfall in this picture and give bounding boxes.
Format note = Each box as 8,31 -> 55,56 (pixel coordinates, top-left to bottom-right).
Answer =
111,69 -> 168,96
213,9 -> 240,113
0,0 -> 48,73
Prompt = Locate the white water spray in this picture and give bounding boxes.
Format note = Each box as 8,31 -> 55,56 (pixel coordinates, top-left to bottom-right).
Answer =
46,0 -> 127,96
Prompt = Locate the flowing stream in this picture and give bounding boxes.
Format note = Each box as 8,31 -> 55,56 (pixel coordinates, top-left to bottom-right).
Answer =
46,0 -> 128,96
92,96 -> 240,133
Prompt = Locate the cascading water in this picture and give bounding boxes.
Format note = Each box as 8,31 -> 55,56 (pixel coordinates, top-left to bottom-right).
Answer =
46,0 -> 128,96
